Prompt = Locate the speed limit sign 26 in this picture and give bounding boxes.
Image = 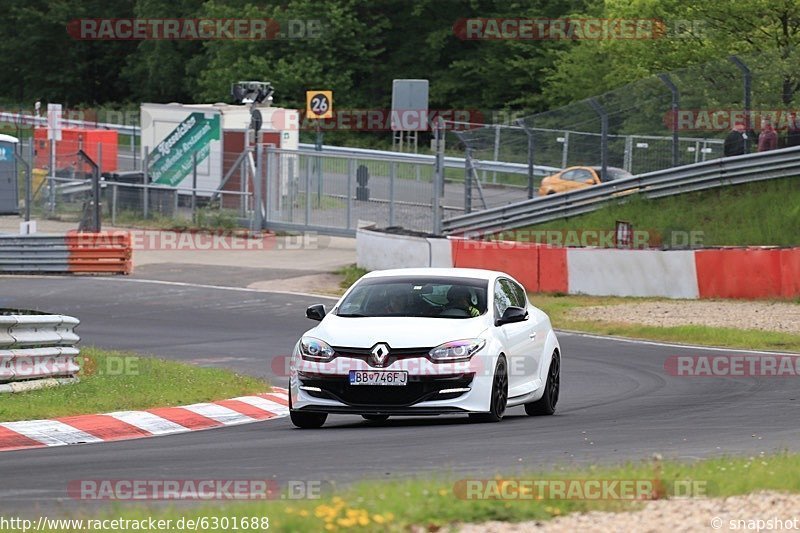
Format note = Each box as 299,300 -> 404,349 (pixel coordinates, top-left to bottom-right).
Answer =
306,91 -> 333,119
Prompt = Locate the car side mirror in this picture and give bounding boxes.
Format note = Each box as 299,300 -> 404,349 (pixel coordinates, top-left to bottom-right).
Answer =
496,306 -> 528,326
306,304 -> 326,321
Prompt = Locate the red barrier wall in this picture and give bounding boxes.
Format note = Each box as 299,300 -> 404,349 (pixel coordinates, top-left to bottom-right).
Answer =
451,239 -> 568,293
780,248 -> 800,298
451,239 -> 539,290
538,246 -> 568,293
694,248 -> 797,299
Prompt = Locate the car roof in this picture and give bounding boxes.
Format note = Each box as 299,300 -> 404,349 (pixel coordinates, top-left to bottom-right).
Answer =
362,267 -> 504,282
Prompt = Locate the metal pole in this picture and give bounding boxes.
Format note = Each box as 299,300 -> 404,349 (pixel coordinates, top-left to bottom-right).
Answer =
48,136 -> 55,216
94,144 -> 102,232
143,146 -> 149,219
516,119 -> 535,199
192,151 -> 198,223
588,98 -> 609,182
346,158 -> 353,230
729,56 -> 752,153
658,73 -> 680,167
111,183 -> 117,225
433,118 -> 443,235
492,124 -> 500,184
464,147 -> 473,214
305,156 -> 311,225
253,144 -> 263,230
389,161 -> 396,226
15,146 -> 31,222
265,146 -> 274,224
562,131 -> 569,168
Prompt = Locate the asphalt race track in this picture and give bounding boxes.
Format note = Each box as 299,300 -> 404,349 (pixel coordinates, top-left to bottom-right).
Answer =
1,276 -> 798,515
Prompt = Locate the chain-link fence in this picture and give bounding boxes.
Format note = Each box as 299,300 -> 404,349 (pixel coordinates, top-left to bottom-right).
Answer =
10,137 -> 449,236
449,52 -> 795,213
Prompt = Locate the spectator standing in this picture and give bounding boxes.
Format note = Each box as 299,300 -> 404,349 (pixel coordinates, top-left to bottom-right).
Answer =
758,118 -> 778,152
723,122 -> 754,156
787,114 -> 800,147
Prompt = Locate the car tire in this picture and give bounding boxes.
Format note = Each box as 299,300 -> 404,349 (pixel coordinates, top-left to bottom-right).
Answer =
469,356 -> 508,423
289,389 -> 327,428
525,351 -> 560,416
362,415 -> 390,422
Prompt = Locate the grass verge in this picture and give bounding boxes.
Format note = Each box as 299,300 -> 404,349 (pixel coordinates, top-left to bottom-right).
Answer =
32,453 -> 800,532
519,177 -> 800,247
336,264 -> 368,292
531,294 -> 800,353
0,348 -> 269,422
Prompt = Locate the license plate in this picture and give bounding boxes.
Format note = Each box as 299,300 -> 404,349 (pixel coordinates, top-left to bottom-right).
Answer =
349,370 -> 408,386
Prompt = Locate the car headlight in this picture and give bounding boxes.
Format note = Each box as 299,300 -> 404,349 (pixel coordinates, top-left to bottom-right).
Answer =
299,337 -> 335,362
429,339 -> 486,362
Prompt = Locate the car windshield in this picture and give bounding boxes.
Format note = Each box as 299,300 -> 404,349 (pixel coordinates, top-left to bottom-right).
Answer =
594,167 -> 633,182
337,276 -> 488,319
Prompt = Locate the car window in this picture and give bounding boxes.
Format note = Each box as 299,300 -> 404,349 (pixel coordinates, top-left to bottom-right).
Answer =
494,279 -> 514,318
562,169 -> 594,182
338,276 -> 488,319
505,279 -> 527,308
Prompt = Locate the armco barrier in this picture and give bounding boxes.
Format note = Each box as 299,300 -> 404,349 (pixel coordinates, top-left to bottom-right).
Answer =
0,233 -> 132,274
0,311 -> 80,392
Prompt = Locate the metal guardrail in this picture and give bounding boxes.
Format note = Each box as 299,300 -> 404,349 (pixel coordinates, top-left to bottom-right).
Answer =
0,311 -> 80,392
299,143 -> 559,177
0,233 -> 133,274
442,146 -> 800,235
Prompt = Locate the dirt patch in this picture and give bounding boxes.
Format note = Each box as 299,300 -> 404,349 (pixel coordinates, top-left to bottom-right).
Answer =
247,273 -> 343,296
457,491 -> 799,532
567,300 -> 800,335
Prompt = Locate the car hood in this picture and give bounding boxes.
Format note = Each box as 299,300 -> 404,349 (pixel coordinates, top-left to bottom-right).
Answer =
306,315 -> 489,348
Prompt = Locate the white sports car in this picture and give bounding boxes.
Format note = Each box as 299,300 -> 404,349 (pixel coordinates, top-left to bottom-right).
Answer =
289,268 -> 561,428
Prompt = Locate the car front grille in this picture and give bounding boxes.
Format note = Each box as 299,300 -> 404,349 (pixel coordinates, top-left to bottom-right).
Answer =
299,373 -> 474,406
331,345 -> 433,367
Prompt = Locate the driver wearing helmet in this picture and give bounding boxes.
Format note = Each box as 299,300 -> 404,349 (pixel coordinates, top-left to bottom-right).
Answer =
445,285 -> 480,317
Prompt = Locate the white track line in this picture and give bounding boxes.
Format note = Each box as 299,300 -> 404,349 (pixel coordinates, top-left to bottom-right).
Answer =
90,277 -> 341,300
557,330 -> 800,355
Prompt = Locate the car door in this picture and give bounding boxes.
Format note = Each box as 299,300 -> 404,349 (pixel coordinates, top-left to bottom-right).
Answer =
508,280 -> 548,391
494,278 -> 537,397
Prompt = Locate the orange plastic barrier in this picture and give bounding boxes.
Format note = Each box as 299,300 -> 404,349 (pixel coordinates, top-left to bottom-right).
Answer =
695,248 -> 788,299
64,231 -> 133,275
451,238 -> 540,290
451,239 -> 569,293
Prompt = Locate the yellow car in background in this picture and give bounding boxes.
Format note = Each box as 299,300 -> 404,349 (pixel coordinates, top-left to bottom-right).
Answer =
538,166 -> 632,196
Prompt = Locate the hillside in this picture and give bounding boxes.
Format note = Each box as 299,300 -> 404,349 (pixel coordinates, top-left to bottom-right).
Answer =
522,177 -> 800,247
